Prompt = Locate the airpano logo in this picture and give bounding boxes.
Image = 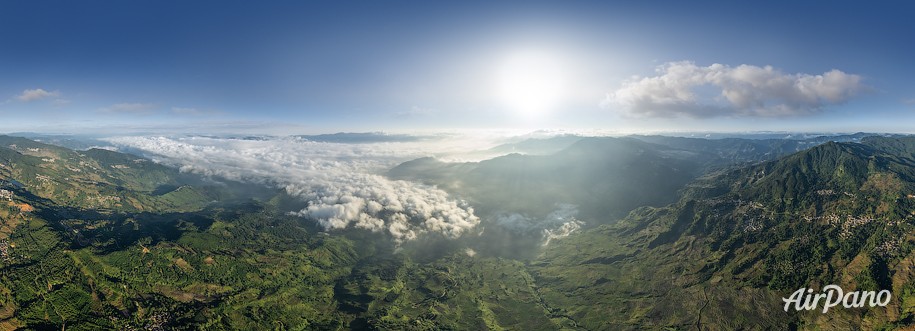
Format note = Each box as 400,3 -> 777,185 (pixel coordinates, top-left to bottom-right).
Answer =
782,285 -> 891,313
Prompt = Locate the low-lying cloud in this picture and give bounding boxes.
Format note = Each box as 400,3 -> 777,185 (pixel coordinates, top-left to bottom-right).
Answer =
542,220 -> 583,247
494,203 -> 583,245
106,135 -> 481,242
603,61 -> 865,118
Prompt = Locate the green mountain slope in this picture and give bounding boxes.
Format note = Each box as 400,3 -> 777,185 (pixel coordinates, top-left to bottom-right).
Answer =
531,137 -> 915,329
0,135 -> 211,213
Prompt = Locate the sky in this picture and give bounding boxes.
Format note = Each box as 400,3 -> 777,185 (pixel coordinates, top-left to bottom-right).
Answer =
2,1 -> 915,134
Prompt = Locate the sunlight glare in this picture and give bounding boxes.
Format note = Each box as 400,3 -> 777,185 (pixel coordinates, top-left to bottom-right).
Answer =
495,49 -> 567,120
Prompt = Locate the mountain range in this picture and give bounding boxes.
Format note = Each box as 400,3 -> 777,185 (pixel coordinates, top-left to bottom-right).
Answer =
2,133 -> 914,329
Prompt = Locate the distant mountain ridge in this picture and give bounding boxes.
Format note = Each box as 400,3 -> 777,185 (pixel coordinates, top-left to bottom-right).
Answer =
389,137 -> 703,222
388,133 -> 897,224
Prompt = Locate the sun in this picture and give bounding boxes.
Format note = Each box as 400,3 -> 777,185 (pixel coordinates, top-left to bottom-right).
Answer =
495,49 -> 568,120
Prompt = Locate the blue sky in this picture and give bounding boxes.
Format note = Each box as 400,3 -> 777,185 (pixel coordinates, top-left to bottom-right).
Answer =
1,1 -> 914,134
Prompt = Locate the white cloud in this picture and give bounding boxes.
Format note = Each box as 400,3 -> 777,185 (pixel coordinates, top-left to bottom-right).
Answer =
105,135 -> 481,243
542,220 -> 583,247
99,103 -> 156,114
17,88 -> 60,102
603,62 -> 865,118
494,203 -> 583,246
464,248 -> 477,257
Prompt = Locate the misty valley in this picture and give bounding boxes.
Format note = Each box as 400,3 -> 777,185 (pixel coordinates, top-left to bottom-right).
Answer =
0,132 -> 914,329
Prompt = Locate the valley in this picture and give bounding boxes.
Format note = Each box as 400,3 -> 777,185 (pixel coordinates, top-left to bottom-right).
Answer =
1,133 -> 914,329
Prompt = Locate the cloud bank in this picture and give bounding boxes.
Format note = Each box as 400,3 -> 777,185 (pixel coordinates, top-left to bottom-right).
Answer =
603,62 -> 865,118
106,136 -> 480,242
